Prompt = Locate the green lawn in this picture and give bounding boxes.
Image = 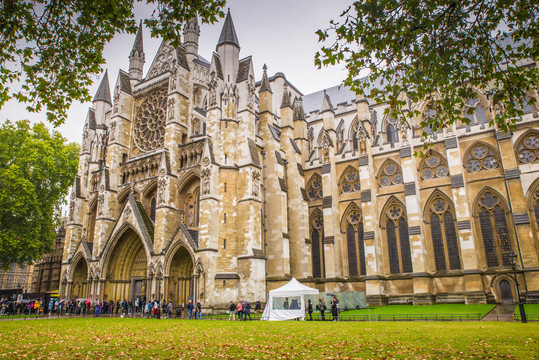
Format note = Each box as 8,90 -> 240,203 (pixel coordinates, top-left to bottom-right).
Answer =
515,304 -> 539,321
0,318 -> 537,359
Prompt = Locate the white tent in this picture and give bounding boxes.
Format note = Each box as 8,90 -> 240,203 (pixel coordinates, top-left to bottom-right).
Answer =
261,278 -> 319,321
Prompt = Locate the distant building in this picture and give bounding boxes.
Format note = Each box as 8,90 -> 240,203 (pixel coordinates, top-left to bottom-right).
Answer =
0,263 -> 34,294
31,223 -> 66,294
60,11 -> 539,308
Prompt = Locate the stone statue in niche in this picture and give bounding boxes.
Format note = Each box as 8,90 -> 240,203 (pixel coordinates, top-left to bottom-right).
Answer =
113,85 -> 120,114
167,97 -> 175,122
247,75 -> 255,110
109,121 -> 116,142
252,170 -> 260,197
179,210 -> 185,224
201,167 -> 211,196
97,185 -> 105,216
188,210 -> 194,227
208,71 -> 217,107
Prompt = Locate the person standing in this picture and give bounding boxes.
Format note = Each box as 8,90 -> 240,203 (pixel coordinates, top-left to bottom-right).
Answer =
187,300 -> 194,320
135,298 -> 140,314
228,301 -> 235,321
331,297 -> 339,321
318,298 -> 326,321
196,300 -> 202,320
236,300 -> 243,321
307,299 -> 313,321
244,301 -> 252,320
254,300 -> 261,319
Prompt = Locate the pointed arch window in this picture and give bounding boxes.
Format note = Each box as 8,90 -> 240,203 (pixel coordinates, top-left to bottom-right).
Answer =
515,132 -> 539,164
465,143 -> 499,172
311,213 -> 325,278
344,208 -> 366,276
385,116 -> 399,145
533,187 -> 539,237
384,201 -> 412,274
307,174 -> 323,201
427,196 -> 461,271
420,152 -> 450,180
477,191 -> 513,268
379,161 -> 403,187
150,197 -> 156,222
340,168 -> 361,194
463,99 -> 487,127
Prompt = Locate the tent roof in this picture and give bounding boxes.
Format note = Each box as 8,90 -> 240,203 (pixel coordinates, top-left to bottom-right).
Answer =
269,278 -> 319,297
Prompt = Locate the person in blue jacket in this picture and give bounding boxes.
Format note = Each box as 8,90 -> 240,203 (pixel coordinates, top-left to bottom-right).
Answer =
187,299 -> 194,319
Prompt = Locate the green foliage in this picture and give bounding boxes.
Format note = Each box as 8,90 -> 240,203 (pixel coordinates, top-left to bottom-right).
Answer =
0,120 -> 79,268
0,0 -> 226,126
0,318 -> 538,358
315,0 -> 539,146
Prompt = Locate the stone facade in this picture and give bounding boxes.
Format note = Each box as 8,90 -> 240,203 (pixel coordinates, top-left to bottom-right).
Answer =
60,11 -> 539,309
0,264 -> 34,294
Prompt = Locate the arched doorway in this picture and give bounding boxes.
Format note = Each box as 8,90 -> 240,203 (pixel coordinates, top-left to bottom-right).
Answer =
499,280 -> 514,304
70,257 -> 88,299
103,229 -> 148,302
167,246 -> 194,305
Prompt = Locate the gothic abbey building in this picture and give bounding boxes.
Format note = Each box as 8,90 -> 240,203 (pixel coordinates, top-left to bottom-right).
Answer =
60,11 -> 539,309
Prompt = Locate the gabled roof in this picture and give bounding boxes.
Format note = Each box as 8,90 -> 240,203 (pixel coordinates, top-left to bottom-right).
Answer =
217,9 -> 240,48
87,108 -> 96,130
117,70 -> 132,95
93,71 -> 111,104
237,56 -> 252,83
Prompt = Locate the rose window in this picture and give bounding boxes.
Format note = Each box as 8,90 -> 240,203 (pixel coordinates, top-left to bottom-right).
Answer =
379,161 -> 403,187
516,134 -> 538,164
340,168 -> 360,193
133,88 -> 168,152
420,153 -> 449,180
388,205 -> 402,220
465,144 -> 499,172
432,199 -> 447,213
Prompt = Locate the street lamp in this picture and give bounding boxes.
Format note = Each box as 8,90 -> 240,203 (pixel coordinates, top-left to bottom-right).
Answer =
508,251 -> 527,323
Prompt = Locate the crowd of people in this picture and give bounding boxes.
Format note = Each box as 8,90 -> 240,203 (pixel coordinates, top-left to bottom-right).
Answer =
1,295 -> 341,320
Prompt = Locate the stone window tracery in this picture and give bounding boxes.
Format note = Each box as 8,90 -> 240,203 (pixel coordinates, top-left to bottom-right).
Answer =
465,143 -> 499,172
383,200 -> 412,274
343,207 -> 366,276
515,132 -> 539,164
420,152 -> 450,180
311,211 -> 325,278
307,174 -> 323,200
384,116 -> 399,145
427,194 -> 461,271
133,88 -> 167,152
476,190 -> 513,268
378,160 -> 403,187
462,99 -> 487,127
340,167 -> 361,194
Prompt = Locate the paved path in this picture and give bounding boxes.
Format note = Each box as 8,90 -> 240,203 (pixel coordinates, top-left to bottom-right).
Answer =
481,304 -> 516,321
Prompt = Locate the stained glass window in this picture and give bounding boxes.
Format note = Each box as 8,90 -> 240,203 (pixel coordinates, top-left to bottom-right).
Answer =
465,144 -> 499,172
379,161 -> 404,187
340,168 -> 361,194
345,208 -> 366,276
477,191 -> 513,268
420,152 -> 450,180
307,174 -> 323,200
133,88 -> 168,152
385,201 -> 412,274
516,133 -> 539,164
311,214 -> 324,278
428,196 -> 461,271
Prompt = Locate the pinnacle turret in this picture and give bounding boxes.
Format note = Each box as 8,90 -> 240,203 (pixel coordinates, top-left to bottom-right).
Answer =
129,21 -> 145,82
217,8 -> 240,48
93,70 -> 111,104
321,89 -> 334,113
183,15 -> 200,56
259,64 -> 272,94
293,97 -> 305,120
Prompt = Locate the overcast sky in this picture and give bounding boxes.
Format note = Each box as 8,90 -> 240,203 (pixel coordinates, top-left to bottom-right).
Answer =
0,0 -> 353,144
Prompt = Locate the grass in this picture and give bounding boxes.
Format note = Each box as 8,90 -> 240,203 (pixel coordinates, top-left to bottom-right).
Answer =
0,318 -> 537,359
515,304 -> 539,321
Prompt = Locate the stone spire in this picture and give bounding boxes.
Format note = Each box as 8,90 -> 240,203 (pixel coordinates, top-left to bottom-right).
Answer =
293,96 -> 305,120
321,89 -> 334,113
93,70 -> 111,104
217,8 -> 240,48
129,21 -> 145,82
259,64 -> 272,94
183,15 -> 200,56
280,83 -> 291,108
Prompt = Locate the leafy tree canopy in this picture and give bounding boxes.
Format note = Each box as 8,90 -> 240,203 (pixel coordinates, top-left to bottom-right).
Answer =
315,0 -> 538,143
0,120 -> 79,268
0,0 -> 226,126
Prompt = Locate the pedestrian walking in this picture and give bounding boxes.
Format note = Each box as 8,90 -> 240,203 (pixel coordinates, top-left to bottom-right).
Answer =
307,299 -> 313,321
236,300 -> 243,321
254,300 -> 261,319
228,301 -> 235,321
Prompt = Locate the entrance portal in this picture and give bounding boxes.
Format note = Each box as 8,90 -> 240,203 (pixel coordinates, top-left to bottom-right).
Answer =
499,280 -> 514,304
103,229 -> 147,302
70,257 -> 88,299
168,246 -> 194,305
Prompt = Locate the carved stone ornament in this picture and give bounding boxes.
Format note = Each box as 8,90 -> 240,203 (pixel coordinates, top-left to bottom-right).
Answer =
397,120 -> 409,145
201,167 -> 211,195
247,75 -> 256,110
124,205 -> 132,217
113,85 -> 120,114
252,170 -> 260,197
158,176 -> 167,205
179,210 -> 185,224
148,42 -> 175,79
97,186 -> 105,216
202,156 -> 210,167
169,61 -> 178,91
208,71 -> 218,107
69,191 -> 75,221
167,97 -> 175,123
133,87 -> 167,152
109,121 -> 116,142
